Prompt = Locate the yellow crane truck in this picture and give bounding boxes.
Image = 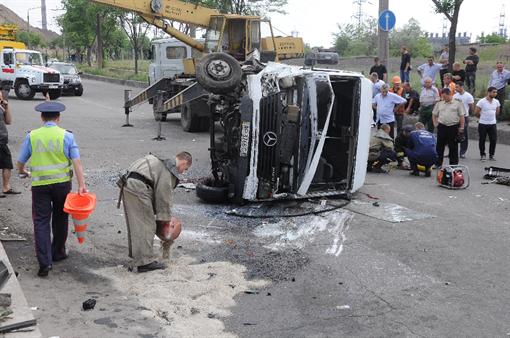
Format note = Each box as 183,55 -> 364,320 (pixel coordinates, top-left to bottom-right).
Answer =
92,0 -> 304,130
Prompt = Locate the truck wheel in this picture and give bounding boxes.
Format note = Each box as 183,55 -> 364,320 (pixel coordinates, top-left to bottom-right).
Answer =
180,103 -> 202,132
196,178 -> 228,203
75,85 -> 83,96
199,117 -> 210,131
14,81 -> 35,100
48,89 -> 62,100
196,52 -> 242,95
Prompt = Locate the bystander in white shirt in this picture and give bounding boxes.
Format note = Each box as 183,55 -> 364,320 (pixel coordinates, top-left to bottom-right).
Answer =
476,97 -> 500,125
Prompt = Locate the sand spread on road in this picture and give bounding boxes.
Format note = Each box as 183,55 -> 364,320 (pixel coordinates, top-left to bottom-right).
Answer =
98,252 -> 268,337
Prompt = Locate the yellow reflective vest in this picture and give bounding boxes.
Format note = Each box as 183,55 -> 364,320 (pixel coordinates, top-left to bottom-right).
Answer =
29,126 -> 71,187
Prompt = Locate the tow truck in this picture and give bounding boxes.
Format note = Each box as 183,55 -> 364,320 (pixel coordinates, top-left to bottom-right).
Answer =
93,0 -> 372,203
0,25 -> 63,100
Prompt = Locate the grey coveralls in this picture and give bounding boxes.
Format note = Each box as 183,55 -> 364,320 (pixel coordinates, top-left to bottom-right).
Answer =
119,155 -> 177,267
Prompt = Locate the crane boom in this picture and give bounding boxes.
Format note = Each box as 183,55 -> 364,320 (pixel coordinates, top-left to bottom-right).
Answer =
91,0 -> 219,27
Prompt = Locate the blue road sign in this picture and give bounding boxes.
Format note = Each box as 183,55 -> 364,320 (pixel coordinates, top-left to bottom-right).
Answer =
378,10 -> 396,32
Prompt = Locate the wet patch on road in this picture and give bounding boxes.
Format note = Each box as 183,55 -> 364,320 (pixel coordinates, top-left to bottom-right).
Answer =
346,200 -> 435,223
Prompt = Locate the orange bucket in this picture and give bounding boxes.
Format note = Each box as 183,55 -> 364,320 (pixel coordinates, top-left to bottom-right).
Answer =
63,193 -> 96,244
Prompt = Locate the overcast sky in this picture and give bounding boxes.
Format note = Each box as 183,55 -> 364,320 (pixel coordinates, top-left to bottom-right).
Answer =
3,0 -> 509,47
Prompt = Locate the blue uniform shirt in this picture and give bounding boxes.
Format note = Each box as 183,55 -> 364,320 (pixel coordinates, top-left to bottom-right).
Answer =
408,130 -> 437,156
17,122 -> 80,163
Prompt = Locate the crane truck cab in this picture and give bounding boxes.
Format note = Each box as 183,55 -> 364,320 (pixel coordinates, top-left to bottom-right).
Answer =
149,38 -> 202,85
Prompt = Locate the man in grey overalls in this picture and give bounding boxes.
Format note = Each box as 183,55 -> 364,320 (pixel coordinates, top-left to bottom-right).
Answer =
118,152 -> 191,272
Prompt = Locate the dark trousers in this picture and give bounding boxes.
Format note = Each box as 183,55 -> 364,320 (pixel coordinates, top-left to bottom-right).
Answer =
460,116 -> 469,156
394,114 -> 404,135
419,105 -> 435,133
465,71 -> 476,94
496,87 -> 506,109
478,123 -> 497,157
440,68 -> 448,87
32,181 -> 71,268
436,123 -> 460,166
377,121 -> 395,139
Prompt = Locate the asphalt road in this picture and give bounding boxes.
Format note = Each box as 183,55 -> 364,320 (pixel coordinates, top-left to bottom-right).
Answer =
1,79 -> 510,337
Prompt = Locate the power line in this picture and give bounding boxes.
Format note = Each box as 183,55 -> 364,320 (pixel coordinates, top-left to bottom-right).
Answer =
352,0 -> 372,29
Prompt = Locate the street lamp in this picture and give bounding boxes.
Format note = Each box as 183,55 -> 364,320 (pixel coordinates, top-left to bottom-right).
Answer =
26,6 -> 41,49
27,7 -> 41,34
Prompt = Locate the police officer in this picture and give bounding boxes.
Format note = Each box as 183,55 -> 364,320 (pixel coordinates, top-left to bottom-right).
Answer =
16,101 -> 87,277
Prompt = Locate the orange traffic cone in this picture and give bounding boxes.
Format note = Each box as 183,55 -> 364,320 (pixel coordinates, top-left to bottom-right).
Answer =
63,192 -> 96,244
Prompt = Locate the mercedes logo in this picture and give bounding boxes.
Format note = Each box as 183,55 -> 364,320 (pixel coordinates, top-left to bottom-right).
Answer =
151,0 -> 162,12
263,131 -> 278,147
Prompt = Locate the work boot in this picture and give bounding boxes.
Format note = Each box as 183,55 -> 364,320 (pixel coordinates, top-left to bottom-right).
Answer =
37,265 -> 52,278
409,171 -> 420,176
137,261 -> 166,273
425,169 -> 432,177
489,156 -> 496,161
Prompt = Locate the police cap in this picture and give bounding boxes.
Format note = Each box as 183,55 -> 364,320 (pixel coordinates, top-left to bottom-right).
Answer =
35,102 -> 66,113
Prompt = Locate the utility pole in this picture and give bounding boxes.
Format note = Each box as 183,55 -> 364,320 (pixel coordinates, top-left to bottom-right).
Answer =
41,0 -> 48,31
377,0 -> 389,72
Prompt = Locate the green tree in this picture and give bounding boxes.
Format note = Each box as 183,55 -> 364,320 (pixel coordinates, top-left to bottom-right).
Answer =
390,18 -> 433,58
480,33 -> 506,44
58,0 -> 122,67
119,12 -> 151,74
332,18 -> 377,56
17,31 -> 45,49
431,0 -> 465,71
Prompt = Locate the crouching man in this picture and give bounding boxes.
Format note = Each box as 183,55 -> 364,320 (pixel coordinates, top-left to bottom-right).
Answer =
117,152 -> 192,272
367,124 -> 397,173
405,122 -> 438,177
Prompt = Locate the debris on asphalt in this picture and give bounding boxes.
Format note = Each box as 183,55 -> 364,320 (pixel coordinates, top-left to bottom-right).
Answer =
82,298 -> 96,311
0,227 -> 26,241
291,277 -> 296,282
207,313 -> 215,319
177,183 -> 196,190
190,308 -> 200,315
336,305 -> 351,310
445,282 -> 450,285
267,292 -> 271,296
228,284 -> 235,289
244,290 -> 259,295
243,323 -> 256,326
372,202 -> 380,207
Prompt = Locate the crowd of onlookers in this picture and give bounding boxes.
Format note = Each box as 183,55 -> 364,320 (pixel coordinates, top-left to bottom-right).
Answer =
368,45 -> 510,174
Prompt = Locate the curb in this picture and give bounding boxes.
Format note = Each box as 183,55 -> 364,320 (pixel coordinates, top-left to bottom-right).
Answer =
403,115 -> 510,146
81,73 -> 148,88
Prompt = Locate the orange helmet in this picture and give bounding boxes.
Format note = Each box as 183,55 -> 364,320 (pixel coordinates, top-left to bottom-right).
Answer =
392,76 -> 401,84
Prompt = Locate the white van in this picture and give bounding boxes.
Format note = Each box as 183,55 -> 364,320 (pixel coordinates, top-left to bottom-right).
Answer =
195,61 -> 372,203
